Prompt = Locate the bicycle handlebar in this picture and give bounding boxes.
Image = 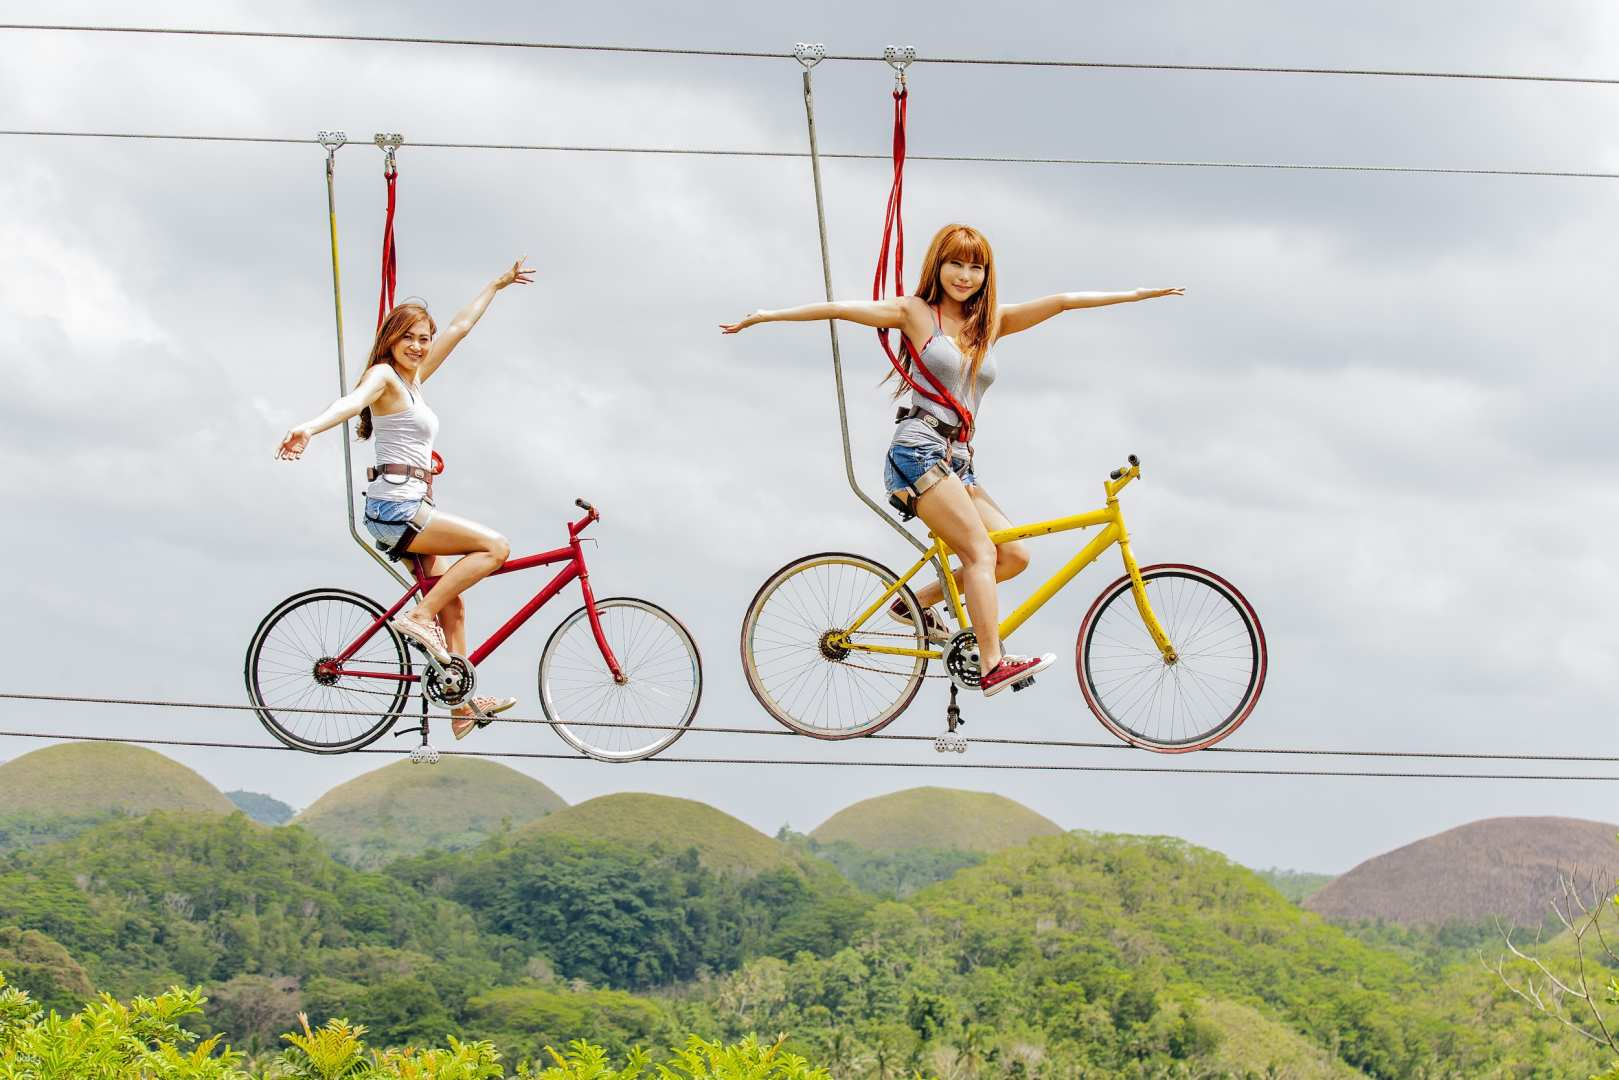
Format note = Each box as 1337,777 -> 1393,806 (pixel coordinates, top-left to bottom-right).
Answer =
575,498 -> 595,514
1109,454 -> 1141,481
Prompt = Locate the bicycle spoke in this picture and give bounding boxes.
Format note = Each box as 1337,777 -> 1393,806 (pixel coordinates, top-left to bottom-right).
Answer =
1080,569 -> 1262,751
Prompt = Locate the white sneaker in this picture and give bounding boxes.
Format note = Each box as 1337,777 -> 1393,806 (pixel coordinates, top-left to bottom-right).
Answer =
888,600 -> 952,644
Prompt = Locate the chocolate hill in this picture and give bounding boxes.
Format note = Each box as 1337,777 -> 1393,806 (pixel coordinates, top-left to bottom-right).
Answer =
1305,816 -> 1619,927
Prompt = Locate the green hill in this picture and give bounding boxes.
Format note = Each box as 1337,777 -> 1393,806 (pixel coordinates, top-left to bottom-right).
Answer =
294,758 -> 566,869
702,831 -> 1604,1076
810,786 -> 1063,852
0,742 -> 234,817
526,793 -> 790,874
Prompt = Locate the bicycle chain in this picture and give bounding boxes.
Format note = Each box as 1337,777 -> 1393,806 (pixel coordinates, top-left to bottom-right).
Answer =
824,629 -> 955,679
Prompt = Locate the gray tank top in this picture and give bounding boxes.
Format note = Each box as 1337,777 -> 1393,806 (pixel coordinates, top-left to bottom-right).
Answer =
893,307 -> 997,452
366,380 -> 439,502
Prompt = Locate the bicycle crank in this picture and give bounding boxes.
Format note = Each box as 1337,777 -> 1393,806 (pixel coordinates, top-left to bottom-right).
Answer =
942,630 -> 982,692
423,654 -> 476,708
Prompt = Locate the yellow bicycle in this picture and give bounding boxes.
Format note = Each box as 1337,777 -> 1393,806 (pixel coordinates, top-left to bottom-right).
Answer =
740,456 -> 1267,754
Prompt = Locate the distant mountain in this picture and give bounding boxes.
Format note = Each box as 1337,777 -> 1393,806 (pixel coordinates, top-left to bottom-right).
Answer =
527,793 -> 791,874
226,790 -> 295,826
1255,868 -> 1336,903
1306,816 -> 1619,927
293,758 -> 566,868
811,786 -> 1063,852
0,742 -> 235,817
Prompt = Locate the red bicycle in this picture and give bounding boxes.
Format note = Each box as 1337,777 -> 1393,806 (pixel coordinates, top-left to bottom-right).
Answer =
244,499 -> 702,761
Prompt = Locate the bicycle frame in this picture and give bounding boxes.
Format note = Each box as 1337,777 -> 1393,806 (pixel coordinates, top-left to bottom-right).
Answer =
324,506 -> 624,684
829,464 -> 1177,662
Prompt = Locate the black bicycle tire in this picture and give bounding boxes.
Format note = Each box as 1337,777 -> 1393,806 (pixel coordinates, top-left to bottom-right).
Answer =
243,587 -> 409,754
740,551 -> 929,740
538,596 -> 703,762
1076,564 -> 1267,753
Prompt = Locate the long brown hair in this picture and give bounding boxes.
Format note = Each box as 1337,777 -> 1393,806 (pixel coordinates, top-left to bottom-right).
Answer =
889,224 -> 998,399
355,303 -> 436,440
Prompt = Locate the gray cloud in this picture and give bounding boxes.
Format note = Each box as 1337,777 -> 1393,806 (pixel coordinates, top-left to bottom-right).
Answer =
1,0 -> 1615,872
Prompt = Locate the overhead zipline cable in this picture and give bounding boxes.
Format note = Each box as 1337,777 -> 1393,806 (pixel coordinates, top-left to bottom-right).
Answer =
5,691 -> 1619,766
2,23 -> 1617,86
1,129 -> 1616,181
1,728 -> 1617,781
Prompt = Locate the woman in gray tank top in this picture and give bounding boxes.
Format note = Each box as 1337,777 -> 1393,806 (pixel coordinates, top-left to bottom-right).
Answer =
276,258 -> 533,739
723,224 -> 1181,697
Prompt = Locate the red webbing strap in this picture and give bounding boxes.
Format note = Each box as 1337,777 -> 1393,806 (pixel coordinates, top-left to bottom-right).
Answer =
376,170 -> 398,328
872,88 -> 974,444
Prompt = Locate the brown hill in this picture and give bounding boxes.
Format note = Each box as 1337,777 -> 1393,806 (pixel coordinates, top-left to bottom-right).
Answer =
1305,816 -> 1619,928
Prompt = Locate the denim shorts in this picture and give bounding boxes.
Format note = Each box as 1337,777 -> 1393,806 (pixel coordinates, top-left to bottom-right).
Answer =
363,497 -> 433,551
883,440 -> 977,497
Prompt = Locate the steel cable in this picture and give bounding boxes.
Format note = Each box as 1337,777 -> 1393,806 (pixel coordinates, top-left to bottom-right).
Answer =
3,23 -> 1617,86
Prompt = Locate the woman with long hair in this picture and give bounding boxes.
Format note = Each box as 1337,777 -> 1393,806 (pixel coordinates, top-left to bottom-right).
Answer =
276,258 -> 533,738
722,224 -> 1181,697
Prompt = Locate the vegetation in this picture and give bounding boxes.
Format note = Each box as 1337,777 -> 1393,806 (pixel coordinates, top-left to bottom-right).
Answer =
0,974 -> 829,1079
0,744 -> 234,856
777,828 -> 984,898
294,759 -> 566,869
226,791 -> 295,826
1253,867 -> 1335,903
0,929 -> 93,1017
0,760 -> 1611,1076
808,787 -> 1062,853
525,794 -> 791,875
389,831 -> 872,990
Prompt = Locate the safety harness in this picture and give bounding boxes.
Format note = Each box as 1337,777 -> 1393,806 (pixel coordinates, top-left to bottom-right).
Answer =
874,87 -> 976,521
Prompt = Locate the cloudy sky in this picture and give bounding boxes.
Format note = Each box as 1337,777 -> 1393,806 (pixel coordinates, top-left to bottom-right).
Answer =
3,1 -> 1617,873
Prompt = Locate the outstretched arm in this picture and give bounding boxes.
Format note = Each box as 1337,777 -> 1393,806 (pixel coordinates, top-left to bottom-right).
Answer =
721,297 -> 921,335
998,288 -> 1183,338
419,257 -> 535,381
275,365 -> 394,460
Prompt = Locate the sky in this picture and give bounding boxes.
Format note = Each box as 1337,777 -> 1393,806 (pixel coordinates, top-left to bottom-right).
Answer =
2,1 -> 1617,873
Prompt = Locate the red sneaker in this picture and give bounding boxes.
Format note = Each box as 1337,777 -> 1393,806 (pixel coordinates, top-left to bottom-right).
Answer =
981,652 -> 1056,697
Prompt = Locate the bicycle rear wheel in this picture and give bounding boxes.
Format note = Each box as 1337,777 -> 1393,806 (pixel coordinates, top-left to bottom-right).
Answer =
1076,564 -> 1266,753
244,588 -> 410,753
538,597 -> 702,762
741,552 -> 928,739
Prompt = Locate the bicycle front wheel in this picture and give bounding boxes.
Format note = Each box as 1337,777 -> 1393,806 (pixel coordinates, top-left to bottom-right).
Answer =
741,552 -> 929,739
244,588 -> 410,754
538,597 -> 702,762
1077,564 -> 1267,753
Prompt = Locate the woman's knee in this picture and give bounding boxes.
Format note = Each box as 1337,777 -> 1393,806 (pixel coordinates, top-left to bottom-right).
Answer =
485,534 -> 511,564
998,541 -> 1031,578
959,536 -> 998,573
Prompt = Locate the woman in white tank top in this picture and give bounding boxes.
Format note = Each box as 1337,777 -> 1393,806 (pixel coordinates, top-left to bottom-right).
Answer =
722,224 -> 1181,697
275,258 -> 533,739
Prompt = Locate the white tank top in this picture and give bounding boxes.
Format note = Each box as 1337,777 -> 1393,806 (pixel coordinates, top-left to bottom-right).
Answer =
366,382 -> 439,502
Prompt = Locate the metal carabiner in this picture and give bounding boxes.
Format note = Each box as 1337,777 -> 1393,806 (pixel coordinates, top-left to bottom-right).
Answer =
883,45 -> 917,91
374,132 -> 403,178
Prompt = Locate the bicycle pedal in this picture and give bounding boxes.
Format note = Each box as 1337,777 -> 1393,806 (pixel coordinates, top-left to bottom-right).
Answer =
1011,676 -> 1035,692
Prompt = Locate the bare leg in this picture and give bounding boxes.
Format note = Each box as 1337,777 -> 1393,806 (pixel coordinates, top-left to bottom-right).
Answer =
400,518 -> 510,736
401,511 -> 510,622
912,484 -> 1031,611
910,475 -> 1005,671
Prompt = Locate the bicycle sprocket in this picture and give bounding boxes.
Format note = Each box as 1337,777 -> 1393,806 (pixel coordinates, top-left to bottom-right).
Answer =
943,630 -> 982,691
